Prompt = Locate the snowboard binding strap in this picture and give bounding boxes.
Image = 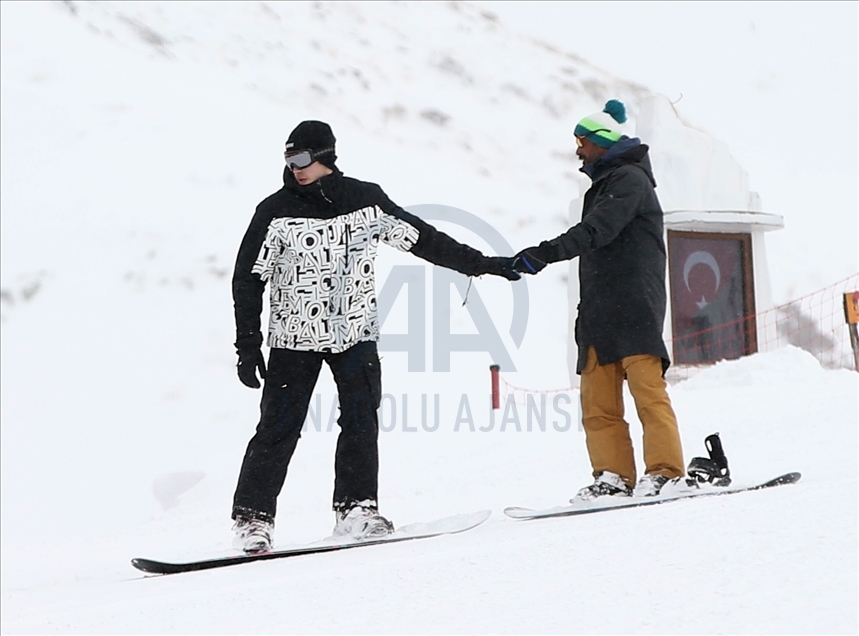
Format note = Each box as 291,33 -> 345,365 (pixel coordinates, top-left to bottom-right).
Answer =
687,433 -> 731,487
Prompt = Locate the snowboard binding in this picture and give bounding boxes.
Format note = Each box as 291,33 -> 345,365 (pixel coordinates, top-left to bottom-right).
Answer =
686,433 -> 731,487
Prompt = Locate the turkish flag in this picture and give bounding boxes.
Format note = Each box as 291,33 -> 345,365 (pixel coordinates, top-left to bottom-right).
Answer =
668,234 -> 753,364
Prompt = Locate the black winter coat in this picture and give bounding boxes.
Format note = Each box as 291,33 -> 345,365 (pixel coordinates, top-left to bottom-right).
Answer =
527,138 -> 670,374
233,167 -> 490,353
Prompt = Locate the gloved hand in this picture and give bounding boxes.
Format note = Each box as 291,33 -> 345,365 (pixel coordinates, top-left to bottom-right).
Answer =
236,346 -> 266,389
512,248 -> 547,275
481,256 -> 521,281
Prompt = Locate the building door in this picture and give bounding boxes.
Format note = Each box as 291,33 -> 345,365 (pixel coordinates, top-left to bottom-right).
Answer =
667,231 -> 757,364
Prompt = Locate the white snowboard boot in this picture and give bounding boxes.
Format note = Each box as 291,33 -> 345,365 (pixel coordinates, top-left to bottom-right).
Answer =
633,473 -> 674,497
232,516 -> 274,554
333,500 -> 394,540
571,471 -> 633,503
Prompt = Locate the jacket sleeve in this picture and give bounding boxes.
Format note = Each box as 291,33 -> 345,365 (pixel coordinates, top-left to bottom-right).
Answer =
530,167 -> 647,263
231,202 -> 273,350
374,188 -> 489,276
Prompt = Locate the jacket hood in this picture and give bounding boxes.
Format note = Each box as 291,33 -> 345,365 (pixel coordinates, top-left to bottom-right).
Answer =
581,137 -> 656,187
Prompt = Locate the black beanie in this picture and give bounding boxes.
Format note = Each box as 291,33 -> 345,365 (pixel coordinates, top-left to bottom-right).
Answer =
285,120 -> 337,168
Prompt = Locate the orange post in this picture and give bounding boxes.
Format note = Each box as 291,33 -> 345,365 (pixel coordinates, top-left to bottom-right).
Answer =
844,292 -> 859,372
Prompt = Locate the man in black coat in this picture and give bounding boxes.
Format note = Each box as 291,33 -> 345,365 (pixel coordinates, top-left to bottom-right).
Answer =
508,100 -> 685,501
231,120 -> 518,552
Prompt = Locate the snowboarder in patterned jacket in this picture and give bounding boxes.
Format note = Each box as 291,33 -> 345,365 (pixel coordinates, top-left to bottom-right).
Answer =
230,120 -> 518,553
503,100 -> 686,502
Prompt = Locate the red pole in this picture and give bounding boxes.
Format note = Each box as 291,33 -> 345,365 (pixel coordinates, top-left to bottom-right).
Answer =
490,364 -> 500,410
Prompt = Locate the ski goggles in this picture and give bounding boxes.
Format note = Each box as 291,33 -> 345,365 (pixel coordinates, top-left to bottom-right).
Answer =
283,147 -> 334,170
575,128 -> 613,147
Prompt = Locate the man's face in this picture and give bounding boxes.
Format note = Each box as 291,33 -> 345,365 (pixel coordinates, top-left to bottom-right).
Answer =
575,136 -> 609,165
291,160 -> 333,186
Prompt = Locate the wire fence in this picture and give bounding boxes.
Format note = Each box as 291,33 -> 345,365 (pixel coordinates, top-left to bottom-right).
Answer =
496,273 -> 859,403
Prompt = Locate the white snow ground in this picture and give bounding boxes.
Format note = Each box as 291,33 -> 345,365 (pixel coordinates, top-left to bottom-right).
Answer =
1,2 -> 857,634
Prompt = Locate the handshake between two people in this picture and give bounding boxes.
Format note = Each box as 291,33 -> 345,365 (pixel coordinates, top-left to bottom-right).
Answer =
479,245 -> 550,281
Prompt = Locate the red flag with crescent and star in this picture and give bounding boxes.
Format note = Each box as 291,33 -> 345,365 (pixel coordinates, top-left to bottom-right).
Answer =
668,234 -> 753,364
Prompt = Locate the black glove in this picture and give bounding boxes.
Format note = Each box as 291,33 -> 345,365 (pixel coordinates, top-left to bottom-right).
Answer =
481,256 -> 521,281
512,248 -> 547,275
236,346 -> 266,389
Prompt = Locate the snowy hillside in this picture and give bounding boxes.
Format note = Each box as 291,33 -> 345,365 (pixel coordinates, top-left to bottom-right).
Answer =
1,0 -> 651,382
1,2 -> 857,634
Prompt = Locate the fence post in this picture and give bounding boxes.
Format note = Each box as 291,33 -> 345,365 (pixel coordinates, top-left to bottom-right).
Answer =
490,365 -> 500,410
844,292 -> 859,372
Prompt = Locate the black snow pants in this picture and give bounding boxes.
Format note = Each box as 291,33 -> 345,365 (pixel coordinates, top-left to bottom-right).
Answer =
231,341 -> 382,522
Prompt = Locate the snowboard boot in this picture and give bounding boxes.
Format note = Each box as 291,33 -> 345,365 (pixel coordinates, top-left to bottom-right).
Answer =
571,471 -> 633,502
633,473 -> 673,497
686,433 -> 732,487
333,500 -> 394,540
232,516 -> 274,554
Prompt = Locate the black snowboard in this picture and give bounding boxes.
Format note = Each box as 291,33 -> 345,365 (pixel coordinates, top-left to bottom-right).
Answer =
504,472 -> 802,520
132,509 -> 490,575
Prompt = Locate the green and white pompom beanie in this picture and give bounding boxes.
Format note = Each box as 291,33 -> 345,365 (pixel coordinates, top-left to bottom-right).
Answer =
573,99 -> 628,148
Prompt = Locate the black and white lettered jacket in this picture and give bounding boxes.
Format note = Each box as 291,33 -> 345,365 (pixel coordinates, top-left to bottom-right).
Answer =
232,167 -> 490,353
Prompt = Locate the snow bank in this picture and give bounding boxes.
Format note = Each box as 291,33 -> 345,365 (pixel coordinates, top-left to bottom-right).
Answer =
677,344 -> 829,389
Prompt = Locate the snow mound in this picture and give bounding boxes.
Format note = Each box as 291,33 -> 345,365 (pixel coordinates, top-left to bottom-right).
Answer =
678,345 -> 827,390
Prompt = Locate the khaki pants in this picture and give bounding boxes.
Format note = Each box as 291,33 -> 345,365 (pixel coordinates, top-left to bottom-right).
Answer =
580,346 -> 684,486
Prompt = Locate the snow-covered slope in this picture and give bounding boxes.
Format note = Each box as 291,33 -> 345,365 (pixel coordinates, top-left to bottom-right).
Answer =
1,2 -> 856,633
